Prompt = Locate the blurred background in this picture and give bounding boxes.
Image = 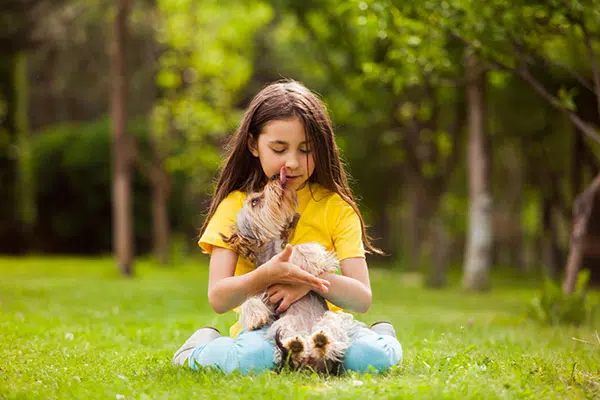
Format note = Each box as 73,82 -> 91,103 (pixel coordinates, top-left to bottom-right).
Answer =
1,0 -> 599,293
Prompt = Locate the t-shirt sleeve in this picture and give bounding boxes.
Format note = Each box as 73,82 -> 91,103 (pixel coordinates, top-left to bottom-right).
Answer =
329,195 -> 366,260
198,192 -> 244,254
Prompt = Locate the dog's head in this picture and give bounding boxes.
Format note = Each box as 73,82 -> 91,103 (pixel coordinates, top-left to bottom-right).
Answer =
221,166 -> 299,261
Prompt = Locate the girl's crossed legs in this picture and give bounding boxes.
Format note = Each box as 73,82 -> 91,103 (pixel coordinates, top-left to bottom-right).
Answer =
184,324 -> 402,374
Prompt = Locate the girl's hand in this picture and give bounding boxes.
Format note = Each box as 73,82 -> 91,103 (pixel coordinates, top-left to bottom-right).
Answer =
261,244 -> 330,292
266,283 -> 311,313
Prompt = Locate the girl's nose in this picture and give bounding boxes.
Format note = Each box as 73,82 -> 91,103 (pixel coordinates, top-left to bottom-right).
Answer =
285,155 -> 300,170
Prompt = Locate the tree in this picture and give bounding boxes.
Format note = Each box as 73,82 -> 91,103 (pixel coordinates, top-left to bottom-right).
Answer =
110,0 -> 134,276
421,1 -> 600,144
404,0 -> 600,287
462,51 -> 492,290
268,0 -> 468,272
0,0 -> 67,253
143,0 -> 272,263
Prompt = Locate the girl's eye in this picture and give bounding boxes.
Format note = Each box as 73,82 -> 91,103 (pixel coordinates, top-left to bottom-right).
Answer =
300,148 -> 311,154
272,148 -> 285,154
251,198 -> 259,207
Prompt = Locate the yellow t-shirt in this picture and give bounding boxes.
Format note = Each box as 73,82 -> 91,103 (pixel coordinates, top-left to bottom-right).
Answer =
198,183 -> 365,337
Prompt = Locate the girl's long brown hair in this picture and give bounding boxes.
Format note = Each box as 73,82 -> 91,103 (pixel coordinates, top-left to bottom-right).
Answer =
200,80 -> 382,255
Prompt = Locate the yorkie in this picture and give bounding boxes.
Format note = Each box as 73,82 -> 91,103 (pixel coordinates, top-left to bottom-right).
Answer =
221,167 -> 364,374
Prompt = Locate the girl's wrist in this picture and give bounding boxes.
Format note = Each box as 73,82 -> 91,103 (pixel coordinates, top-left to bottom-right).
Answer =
255,259 -> 278,288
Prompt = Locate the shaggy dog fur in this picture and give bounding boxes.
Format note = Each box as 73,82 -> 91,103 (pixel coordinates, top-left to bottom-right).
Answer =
220,167 -> 365,374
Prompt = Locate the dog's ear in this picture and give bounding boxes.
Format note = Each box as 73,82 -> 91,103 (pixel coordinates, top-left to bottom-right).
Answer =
220,230 -> 241,250
220,230 -> 259,262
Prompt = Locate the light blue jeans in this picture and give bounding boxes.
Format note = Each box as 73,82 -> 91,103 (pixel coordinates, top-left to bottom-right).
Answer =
188,325 -> 402,374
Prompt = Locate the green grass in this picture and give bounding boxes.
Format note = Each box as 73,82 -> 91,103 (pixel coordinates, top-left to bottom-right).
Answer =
1,257 -> 599,399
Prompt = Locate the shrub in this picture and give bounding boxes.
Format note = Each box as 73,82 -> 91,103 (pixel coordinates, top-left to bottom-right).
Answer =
527,270 -> 597,326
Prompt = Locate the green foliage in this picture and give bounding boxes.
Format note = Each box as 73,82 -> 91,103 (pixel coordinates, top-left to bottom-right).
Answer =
521,189 -> 541,239
6,0 -> 600,281
440,191 -> 468,236
429,0 -> 599,114
558,86 -> 578,111
268,0 -> 467,236
343,0 -> 459,92
527,270 -> 598,326
30,117 -> 193,254
153,0 -> 273,194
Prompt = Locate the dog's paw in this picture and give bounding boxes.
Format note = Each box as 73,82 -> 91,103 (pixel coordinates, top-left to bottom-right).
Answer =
312,331 -> 329,353
312,331 -> 329,349
310,330 -> 347,363
244,313 -> 270,331
240,297 -> 272,331
281,335 -> 307,370
284,336 -> 306,354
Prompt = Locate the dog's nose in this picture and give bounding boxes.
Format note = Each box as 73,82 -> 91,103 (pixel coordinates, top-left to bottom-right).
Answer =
270,173 -> 278,181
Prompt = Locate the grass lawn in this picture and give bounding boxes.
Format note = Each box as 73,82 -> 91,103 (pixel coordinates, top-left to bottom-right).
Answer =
1,256 -> 599,399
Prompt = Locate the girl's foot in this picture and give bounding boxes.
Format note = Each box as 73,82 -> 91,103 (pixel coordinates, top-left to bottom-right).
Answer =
172,327 -> 221,366
369,321 -> 396,338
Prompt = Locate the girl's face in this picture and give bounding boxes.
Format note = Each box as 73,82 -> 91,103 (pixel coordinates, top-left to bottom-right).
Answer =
249,116 -> 315,191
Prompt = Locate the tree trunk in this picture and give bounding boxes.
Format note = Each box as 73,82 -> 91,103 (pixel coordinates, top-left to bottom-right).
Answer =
572,130 -> 584,203
427,215 -> 451,288
563,174 -> 600,293
15,53 -> 36,249
541,194 -> 559,279
110,0 -> 134,276
404,174 -> 427,270
408,186 -> 423,270
462,51 -> 493,291
152,168 -> 170,265
0,56 -> 23,253
563,215 -> 586,294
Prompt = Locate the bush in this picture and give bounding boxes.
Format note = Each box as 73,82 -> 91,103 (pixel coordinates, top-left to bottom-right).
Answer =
527,270 -> 597,326
30,117 -> 193,255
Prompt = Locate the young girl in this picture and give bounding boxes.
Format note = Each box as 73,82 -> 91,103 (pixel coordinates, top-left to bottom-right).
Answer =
173,80 -> 402,374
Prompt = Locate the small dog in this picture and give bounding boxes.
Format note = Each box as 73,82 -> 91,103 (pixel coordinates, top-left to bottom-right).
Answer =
220,167 -> 365,374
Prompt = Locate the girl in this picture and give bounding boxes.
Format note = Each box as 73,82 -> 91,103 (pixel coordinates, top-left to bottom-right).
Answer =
173,80 -> 402,374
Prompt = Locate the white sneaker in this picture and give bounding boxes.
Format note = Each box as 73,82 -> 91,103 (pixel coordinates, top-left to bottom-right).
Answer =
172,327 -> 221,366
370,321 -> 397,338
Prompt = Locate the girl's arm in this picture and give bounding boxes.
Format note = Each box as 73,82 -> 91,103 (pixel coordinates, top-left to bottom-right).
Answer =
266,257 -> 372,314
314,257 -> 372,313
207,245 -> 330,314
207,247 -> 264,314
